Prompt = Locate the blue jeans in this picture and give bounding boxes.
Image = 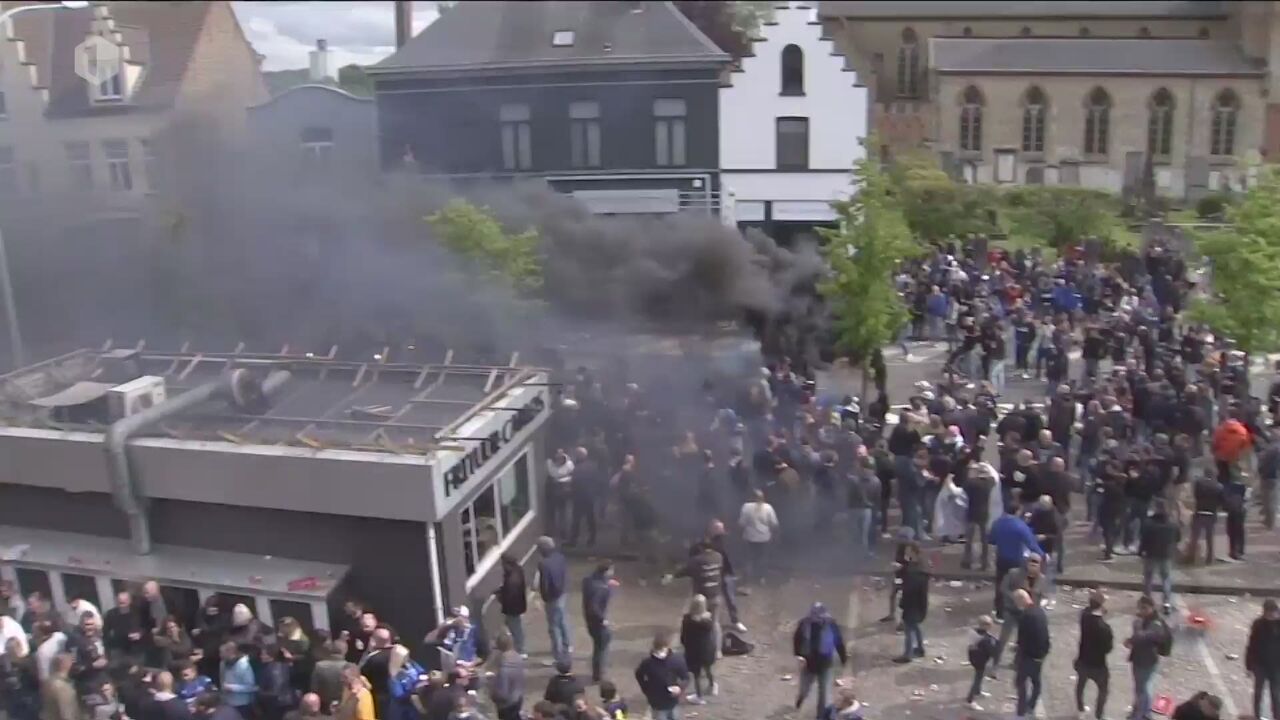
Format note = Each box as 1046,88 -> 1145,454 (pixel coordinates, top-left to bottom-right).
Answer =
990,359 -> 1007,395
545,595 -> 570,664
796,664 -> 835,719
1131,662 -> 1158,720
902,621 -> 924,658
651,709 -> 680,720
1142,557 -> 1173,606
503,614 -> 525,655
899,490 -> 923,539
586,619 -> 610,681
849,508 -> 873,555
1016,656 -> 1044,717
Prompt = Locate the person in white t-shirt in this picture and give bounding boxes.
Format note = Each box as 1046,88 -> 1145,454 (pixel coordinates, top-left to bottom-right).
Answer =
738,490 -> 779,584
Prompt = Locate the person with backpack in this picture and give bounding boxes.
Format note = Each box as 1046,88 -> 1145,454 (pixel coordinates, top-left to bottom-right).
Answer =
965,615 -> 997,711
793,602 -> 848,719
1075,590 -> 1114,720
1125,595 -> 1172,720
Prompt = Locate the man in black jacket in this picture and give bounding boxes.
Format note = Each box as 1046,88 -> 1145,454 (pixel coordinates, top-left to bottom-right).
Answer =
104,591 -> 144,662
581,561 -> 617,683
1246,599 -> 1280,720
1140,504 -> 1180,614
1014,589 -> 1051,720
141,671 -> 193,720
1075,591 -> 1114,720
634,632 -> 688,720
568,447 -> 600,547
793,602 -> 848,718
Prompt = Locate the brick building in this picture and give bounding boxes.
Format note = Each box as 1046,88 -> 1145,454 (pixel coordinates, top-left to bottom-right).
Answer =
820,1 -> 1280,199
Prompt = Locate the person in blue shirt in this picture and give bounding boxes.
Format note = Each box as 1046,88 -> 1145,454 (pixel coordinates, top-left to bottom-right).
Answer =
386,644 -> 426,720
176,660 -> 216,710
581,560 -> 618,683
217,642 -> 256,716
988,505 -> 1043,620
434,607 -> 478,666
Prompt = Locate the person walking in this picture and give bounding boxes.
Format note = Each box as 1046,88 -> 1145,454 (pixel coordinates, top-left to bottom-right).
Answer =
1224,472 -> 1248,561
1126,595 -> 1172,720
494,554 -> 528,657
218,641 -> 257,719
679,595 -> 717,705
961,462 -> 999,571
634,631 -> 689,720
1259,429 -> 1280,530
1013,589 -> 1051,720
846,453 -> 880,559
1139,503 -> 1180,614
1188,474 -> 1223,565
581,560 -> 618,683
893,544 -> 929,665
988,505 -> 1044,621
992,555 -> 1048,674
1246,598 -> 1280,720
1075,590 -> 1114,720
965,616 -> 998,711
793,602 -> 848,718
535,537 -> 571,666
738,490 -> 779,584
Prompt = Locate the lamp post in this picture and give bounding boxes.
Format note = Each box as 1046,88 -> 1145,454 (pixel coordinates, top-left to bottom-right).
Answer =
0,1 -> 89,368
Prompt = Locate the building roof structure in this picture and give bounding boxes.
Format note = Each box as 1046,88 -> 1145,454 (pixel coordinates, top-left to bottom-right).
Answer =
369,0 -> 729,76
818,1 -> 1227,19
929,37 -> 1265,76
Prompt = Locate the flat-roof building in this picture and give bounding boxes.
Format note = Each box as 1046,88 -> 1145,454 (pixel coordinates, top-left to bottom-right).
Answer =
0,344 -> 551,643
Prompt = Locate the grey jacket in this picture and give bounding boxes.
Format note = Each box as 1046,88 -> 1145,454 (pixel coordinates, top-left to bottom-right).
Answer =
487,650 -> 525,709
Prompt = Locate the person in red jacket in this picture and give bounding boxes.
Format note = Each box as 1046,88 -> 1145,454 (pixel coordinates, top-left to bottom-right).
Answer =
1212,410 -> 1253,483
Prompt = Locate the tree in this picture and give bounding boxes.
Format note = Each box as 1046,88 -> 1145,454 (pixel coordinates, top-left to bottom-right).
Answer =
888,152 -> 998,241
674,1 -> 772,58
819,144 -> 921,398
336,64 -> 373,97
427,199 -> 544,297
1002,186 -> 1122,252
1189,165 -> 1280,354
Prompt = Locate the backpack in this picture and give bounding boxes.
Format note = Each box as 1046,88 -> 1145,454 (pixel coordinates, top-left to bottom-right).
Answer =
967,633 -> 995,668
721,629 -> 753,656
817,621 -> 838,658
1155,619 -> 1174,657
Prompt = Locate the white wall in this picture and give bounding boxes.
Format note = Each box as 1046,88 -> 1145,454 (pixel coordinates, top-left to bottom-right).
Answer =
719,2 -> 867,178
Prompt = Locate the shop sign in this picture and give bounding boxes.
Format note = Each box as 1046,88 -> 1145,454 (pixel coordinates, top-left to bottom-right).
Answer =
442,395 -> 545,497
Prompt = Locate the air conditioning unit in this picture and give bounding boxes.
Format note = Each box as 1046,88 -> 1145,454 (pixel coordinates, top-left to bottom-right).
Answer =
107,376 -> 167,420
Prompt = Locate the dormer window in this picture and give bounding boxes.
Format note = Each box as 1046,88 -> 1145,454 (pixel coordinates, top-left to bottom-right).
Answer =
97,72 -> 123,102
552,30 -> 574,47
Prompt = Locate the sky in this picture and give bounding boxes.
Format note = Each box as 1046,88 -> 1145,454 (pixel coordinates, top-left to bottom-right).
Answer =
232,1 -> 441,72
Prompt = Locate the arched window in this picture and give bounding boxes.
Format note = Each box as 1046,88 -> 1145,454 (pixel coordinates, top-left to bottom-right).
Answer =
897,28 -> 920,97
959,85 -> 983,153
1138,26 -> 1151,37
1021,86 -> 1048,153
780,44 -> 804,96
1211,89 -> 1239,156
1147,88 -> 1175,156
1084,87 -> 1111,155
1019,26 -> 1032,36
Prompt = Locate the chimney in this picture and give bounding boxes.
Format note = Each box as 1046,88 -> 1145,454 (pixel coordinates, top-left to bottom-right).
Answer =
309,38 -> 333,82
395,1 -> 414,48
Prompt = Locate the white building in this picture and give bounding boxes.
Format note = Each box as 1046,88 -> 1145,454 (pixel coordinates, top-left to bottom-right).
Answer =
719,1 -> 868,242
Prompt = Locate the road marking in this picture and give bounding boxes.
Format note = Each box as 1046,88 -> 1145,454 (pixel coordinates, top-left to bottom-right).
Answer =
1172,598 -> 1239,719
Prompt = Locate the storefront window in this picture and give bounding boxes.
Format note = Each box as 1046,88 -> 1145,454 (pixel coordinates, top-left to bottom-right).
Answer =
460,451 -> 534,587
500,455 -> 531,532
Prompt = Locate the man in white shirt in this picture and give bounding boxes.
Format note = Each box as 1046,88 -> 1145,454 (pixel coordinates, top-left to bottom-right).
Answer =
545,449 -> 575,540
738,490 -> 779,584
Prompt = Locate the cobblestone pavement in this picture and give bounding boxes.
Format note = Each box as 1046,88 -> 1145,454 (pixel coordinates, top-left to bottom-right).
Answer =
509,557 -> 1273,720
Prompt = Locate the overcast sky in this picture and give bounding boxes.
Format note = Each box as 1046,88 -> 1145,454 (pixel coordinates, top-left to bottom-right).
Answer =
232,1 -> 441,71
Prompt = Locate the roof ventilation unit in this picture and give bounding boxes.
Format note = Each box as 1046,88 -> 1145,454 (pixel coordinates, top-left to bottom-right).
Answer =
107,376 -> 167,421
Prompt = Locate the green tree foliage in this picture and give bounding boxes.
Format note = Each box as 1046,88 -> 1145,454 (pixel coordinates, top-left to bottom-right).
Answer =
887,152 -> 998,241
819,147 -> 921,383
427,199 -> 544,296
1190,166 -> 1280,354
674,1 -> 772,58
1002,186 -> 1122,251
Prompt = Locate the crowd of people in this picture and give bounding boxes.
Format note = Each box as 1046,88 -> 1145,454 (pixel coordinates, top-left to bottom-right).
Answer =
5,235 -> 1280,720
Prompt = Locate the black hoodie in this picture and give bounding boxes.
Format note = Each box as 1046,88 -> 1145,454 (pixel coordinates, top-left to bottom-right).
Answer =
1075,609 -> 1114,669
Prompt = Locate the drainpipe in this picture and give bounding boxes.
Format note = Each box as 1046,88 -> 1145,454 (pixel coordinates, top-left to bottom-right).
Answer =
105,369 -> 292,554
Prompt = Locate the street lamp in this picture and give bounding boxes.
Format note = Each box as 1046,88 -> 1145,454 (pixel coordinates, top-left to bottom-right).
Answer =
0,1 -> 89,369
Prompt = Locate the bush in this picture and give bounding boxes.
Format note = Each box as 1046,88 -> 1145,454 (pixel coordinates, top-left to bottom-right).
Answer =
1196,194 -> 1229,220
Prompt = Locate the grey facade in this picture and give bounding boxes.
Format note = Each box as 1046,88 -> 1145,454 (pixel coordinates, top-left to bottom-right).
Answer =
247,85 -> 379,185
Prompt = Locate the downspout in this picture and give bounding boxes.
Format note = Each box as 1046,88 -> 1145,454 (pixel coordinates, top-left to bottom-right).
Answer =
105,369 -> 292,554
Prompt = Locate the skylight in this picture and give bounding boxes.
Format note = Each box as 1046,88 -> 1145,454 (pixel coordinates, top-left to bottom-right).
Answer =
552,30 -> 575,47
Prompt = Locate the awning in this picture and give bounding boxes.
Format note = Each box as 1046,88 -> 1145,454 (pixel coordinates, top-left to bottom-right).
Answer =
28,382 -> 114,408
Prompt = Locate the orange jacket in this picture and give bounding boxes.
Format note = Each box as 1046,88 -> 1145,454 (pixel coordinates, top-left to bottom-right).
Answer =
1212,419 -> 1253,463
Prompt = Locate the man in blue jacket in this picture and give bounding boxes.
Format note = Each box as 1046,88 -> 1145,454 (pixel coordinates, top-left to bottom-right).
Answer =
535,536 -> 571,666
988,505 -> 1043,620
582,560 -> 619,683
793,602 -> 848,719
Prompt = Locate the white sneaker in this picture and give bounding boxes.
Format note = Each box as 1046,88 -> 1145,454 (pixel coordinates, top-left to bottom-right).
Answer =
686,694 -> 705,705
967,701 -> 983,711
710,682 -> 720,697
733,622 -> 748,633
